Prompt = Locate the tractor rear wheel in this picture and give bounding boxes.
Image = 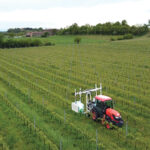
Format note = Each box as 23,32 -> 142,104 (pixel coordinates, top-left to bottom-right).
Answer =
92,110 -> 98,121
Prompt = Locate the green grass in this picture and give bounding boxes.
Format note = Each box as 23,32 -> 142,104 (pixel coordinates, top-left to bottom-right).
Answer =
27,35 -> 111,45
0,35 -> 150,150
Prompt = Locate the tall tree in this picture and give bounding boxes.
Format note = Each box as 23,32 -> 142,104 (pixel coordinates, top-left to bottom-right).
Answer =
148,20 -> 150,26
122,20 -> 127,26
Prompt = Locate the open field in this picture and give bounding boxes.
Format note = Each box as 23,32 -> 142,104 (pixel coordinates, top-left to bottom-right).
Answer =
0,35 -> 150,150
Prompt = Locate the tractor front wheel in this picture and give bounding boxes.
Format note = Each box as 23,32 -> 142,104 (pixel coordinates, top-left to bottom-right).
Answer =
106,123 -> 110,129
101,115 -> 105,125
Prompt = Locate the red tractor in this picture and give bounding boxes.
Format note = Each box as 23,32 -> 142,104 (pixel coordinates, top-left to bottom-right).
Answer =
91,95 -> 123,128
73,84 -> 124,129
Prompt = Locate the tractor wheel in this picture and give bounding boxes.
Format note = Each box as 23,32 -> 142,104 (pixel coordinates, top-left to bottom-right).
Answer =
92,110 -> 97,121
101,115 -> 105,125
86,113 -> 90,117
87,113 -> 90,117
106,123 -> 110,129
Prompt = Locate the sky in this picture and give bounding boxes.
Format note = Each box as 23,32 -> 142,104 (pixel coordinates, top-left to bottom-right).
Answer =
0,0 -> 150,31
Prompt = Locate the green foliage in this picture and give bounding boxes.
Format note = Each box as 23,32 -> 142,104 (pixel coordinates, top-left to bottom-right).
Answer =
44,42 -> 55,46
8,32 -> 15,38
59,20 -> 149,35
148,19 -> 150,26
110,37 -> 116,41
0,39 -> 43,48
7,27 -> 44,33
0,33 -> 4,43
123,33 -> 133,39
122,20 -> 127,26
111,34 -> 133,41
147,32 -> 150,37
41,32 -> 50,37
117,36 -> 124,40
74,37 -> 81,44
7,28 -> 22,33
30,39 -> 42,47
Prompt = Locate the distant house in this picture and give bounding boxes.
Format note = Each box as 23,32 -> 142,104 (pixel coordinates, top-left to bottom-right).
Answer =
32,32 -> 43,37
26,29 -> 58,37
26,32 -> 33,37
26,32 -> 43,37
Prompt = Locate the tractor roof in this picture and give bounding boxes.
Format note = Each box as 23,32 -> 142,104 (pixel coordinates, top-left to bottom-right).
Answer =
95,95 -> 112,102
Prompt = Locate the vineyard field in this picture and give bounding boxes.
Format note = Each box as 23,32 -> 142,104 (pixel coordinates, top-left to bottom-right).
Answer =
0,35 -> 150,150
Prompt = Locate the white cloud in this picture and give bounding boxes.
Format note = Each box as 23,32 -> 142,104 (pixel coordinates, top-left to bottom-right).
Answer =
0,0 -> 149,30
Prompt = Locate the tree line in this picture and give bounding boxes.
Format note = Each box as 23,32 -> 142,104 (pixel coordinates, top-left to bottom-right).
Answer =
7,27 -> 43,33
58,20 -> 149,35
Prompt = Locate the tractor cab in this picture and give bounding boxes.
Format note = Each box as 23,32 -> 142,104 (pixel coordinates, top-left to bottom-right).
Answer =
92,95 -> 113,118
95,95 -> 113,109
94,95 -> 123,127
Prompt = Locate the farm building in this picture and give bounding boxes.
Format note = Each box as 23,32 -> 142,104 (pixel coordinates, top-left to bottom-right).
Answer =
26,29 -> 58,37
26,32 -> 42,37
